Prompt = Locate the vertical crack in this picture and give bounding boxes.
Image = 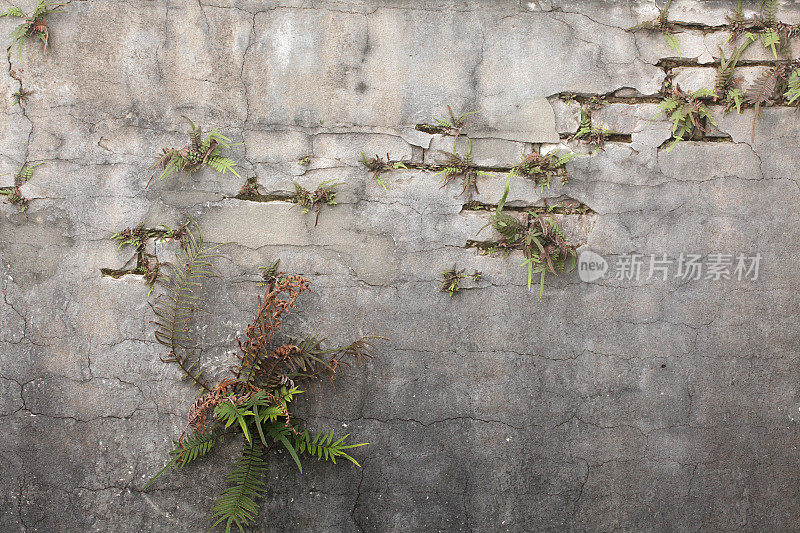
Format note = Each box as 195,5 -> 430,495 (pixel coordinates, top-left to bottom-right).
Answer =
350,468 -> 365,533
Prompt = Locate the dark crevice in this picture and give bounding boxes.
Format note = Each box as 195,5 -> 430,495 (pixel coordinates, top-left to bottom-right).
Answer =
231,191 -> 294,202
559,132 -> 633,143
100,267 -> 143,279
657,57 -> 796,69
462,199 -> 595,215
554,91 -> 663,104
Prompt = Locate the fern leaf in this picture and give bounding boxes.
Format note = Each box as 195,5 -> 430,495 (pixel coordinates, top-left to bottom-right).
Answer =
144,430 -> 220,490
658,0 -> 673,27
0,7 -> 24,17
210,443 -> 268,533
183,116 -> 202,151
760,28 -> 780,59
785,70 -> 800,105
762,0 -> 778,26
152,219 -> 221,391
293,429 -> 367,467
19,162 -> 42,182
663,32 -> 681,55
207,156 -> 241,178
745,66 -> 783,142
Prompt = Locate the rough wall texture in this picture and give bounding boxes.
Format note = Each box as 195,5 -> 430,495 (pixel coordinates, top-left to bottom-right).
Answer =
1,0 -> 800,531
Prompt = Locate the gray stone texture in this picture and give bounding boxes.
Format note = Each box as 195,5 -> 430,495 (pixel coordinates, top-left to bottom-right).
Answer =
1,0 -> 800,532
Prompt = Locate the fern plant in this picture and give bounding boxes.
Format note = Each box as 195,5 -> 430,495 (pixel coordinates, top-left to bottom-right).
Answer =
8,68 -> 30,106
628,0 -> 681,55
109,221 -> 189,294
439,265 -> 481,296
416,105 -> 477,136
784,68 -> 800,106
570,108 -> 612,150
0,186 -> 28,212
144,256 -> 382,532
291,179 -> 340,226
727,0 -> 798,59
434,138 -> 489,199
359,153 -> 408,189
657,85 -> 715,150
150,117 -> 240,184
478,176 -> 577,296
11,88 -> 31,106
0,162 -> 42,213
744,61 -> 796,140
509,150 -> 576,192
151,220 -> 221,390
714,41 -> 752,115
1,161 -> 42,186
1,0 -> 67,59
440,265 -> 465,296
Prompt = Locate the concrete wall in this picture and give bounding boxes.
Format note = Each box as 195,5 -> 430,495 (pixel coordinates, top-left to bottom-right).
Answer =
2,0 -> 800,531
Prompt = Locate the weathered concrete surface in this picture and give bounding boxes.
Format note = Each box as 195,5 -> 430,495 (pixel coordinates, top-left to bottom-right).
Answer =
1,0 -> 800,531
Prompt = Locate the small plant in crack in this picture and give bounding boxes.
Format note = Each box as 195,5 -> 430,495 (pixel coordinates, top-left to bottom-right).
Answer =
416,105 -> 477,136
478,176 -> 577,296
143,247 -> 384,532
657,85 -> 716,150
434,138 -> 489,199
629,0 -> 681,55
8,68 -> 30,106
440,265 -> 465,296
150,117 -> 240,185
291,179 -> 340,226
359,153 -> 408,189
2,161 -> 42,186
1,0 -> 68,60
570,106 -> 614,151
727,0 -> 798,59
11,88 -> 31,106
508,150 -> 576,192
109,221 -> 189,294
298,155 -> 312,166
237,177 -> 259,198
257,259 -> 283,287
713,41 -> 752,115
0,162 -> 41,213
744,60 -> 799,140
440,265 -> 482,296
111,222 -> 188,250
0,186 -> 28,212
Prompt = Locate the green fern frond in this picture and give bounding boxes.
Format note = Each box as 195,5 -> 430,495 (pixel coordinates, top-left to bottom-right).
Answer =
785,70 -> 800,105
658,0 -> 673,27
152,219 -> 221,391
210,443 -> 268,533
664,32 -> 681,54
144,430 -> 220,490
762,0 -> 778,26
206,155 -> 241,178
206,129 -> 239,150
184,116 -> 202,151
32,0 -> 68,17
150,121 -> 240,184
760,28 -> 780,58
18,162 -> 42,183
0,7 -> 24,17
293,429 -> 368,467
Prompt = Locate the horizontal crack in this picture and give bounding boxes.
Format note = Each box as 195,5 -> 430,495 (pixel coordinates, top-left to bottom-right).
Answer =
462,200 -> 595,215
